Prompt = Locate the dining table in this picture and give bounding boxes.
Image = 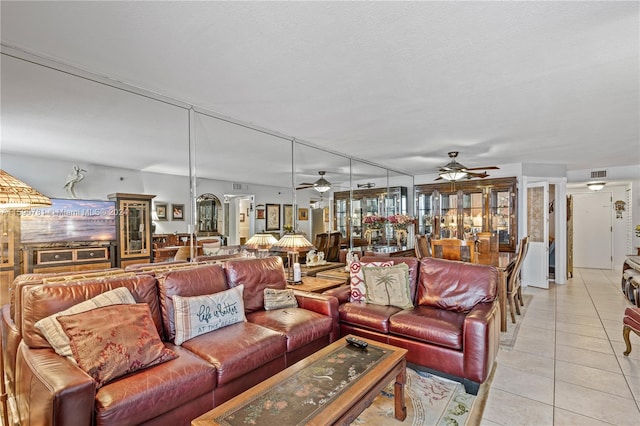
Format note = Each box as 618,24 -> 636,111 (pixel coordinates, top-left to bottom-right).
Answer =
475,251 -> 516,333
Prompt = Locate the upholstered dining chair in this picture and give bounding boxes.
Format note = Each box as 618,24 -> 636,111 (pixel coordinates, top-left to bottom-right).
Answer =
414,234 -> 431,259
505,236 -> 529,322
431,238 -> 476,263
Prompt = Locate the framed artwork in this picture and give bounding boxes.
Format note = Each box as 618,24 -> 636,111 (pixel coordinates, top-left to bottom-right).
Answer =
257,209 -> 265,220
323,207 -> 330,222
298,207 -> 309,221
155,202 -> 167,221
283,204 -> 293,229
240,213 -> 245,222
266,203 -> 280,231
171,204 -> 184,221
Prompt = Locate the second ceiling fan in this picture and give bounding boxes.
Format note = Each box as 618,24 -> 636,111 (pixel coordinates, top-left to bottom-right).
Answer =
296,171 -> 332,193
436,151 -> 499,181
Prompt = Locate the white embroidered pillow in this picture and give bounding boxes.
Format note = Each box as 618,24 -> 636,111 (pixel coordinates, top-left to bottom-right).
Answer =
172,285 -> 246,345
34,287 -> 137,357
349,261 -> 394,302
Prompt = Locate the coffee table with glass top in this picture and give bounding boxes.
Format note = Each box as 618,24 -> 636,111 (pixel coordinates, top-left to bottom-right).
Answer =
191,336 -> 407,426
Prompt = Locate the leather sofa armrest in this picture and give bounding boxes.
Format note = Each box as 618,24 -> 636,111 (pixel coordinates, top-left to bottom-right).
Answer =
293,291 -> 340,342
323,284 -> 351,304
16,342 -> 96,426
462,301 -> 500,384
2,304 -> 20,396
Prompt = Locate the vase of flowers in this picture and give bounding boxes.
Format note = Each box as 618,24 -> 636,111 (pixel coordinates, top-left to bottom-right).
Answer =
636,225 -> 640,237
363,215 -> 387,244
387,214 -> 416,246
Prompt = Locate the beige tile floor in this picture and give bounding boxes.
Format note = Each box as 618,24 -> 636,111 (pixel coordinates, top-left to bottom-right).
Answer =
481,267 -> 640,425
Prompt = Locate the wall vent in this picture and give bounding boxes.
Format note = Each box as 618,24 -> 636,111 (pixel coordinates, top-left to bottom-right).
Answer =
232,182 -> 248,190
590,170 -> 607,179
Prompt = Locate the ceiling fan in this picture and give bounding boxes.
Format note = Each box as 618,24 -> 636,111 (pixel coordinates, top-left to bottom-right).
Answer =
436,151 -> 499,181
296,171 -> 332,193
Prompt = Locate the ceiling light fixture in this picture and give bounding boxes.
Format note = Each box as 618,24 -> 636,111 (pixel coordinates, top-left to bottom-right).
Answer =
313,171 -> 331,193
439,170 -> 468,181
586,182 -> 606,191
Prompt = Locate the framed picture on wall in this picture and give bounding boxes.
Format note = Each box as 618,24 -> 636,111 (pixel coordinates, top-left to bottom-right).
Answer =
171,204 -> 184,221
283,204 -> 293,229
298,208 -> 308,221
266,203 -> 280,231
323,207 -> 330,222
240,213 -> 245,222
257,209 -> 265,220
155,202 -> 167,221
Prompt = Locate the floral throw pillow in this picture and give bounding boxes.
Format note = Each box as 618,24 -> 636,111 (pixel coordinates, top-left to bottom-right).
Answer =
35,287 -> 137,358
349,261 -> 394,302
172,285 -> 247,345
264,288 -> 298,311
57,303 -> 177,388
362,263 -> 413,309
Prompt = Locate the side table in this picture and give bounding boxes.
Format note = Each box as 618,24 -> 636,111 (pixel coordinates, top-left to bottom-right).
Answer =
287,276 -> 346,293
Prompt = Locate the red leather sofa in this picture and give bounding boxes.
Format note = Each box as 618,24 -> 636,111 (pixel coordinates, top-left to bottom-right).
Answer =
324,256 -> 500,394
8,257 -> 338,426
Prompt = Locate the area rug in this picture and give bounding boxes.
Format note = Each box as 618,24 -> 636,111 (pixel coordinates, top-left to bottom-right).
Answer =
352,365 -> 494,426
499,293 -> 533,348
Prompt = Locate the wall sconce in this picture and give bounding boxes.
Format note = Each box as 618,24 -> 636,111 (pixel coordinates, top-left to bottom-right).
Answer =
586,182 -> 606,191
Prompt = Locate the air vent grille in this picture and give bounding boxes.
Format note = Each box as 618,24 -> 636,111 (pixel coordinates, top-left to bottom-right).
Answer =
232,183 -> 248,190
590,170 -> 607,179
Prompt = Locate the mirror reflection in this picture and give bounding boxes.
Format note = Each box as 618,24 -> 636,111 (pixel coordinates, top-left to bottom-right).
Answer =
196,193 -> 222,235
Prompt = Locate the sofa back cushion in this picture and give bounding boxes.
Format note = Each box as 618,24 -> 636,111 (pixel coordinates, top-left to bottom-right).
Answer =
361,256 -> 420,302
157,264 -> 229,341
417,257 -> 497,313
224,256 -> 287,313
21,274 -> 161,349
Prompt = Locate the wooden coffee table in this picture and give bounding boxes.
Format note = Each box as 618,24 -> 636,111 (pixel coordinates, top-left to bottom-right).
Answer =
287,276 -> 346,293
191,336 -> 407,425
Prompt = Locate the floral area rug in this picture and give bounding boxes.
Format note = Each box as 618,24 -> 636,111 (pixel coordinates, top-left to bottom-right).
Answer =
352,367 -> 490,426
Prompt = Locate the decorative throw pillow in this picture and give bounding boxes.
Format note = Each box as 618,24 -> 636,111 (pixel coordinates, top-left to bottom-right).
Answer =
362,263 -> 413,309
172,285 -> 247,345
57,303 -> 177,388
349,261 -> 394,302
264,288 -> 298,311
35,287 -> 137,357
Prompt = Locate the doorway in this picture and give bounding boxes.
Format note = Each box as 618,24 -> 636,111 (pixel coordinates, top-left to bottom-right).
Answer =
224,194 -> 254,246
572,191 -> 612,269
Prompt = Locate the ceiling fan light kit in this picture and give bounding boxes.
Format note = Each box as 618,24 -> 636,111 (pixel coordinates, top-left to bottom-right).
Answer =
296,171 -> 332,193
436,151 -> 499,181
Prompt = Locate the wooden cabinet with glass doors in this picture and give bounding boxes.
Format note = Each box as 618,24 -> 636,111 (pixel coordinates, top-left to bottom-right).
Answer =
0,212 -> 19,306
108,193 -> 155,267
333,186 -> 407,245
415,177 -> 517,252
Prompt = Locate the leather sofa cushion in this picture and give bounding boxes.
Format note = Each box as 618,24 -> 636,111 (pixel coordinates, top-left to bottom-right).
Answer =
95,343 -> 217,425
338,302 -> 403,333
247,308 -> 333,352
417,258 -> 497,313
361,256 -> 420,302
389,305 -> 466,350
157,264 -> 229,341
181,321 -> 286,386
22,274 -> 162,349
225,257 -> 288,313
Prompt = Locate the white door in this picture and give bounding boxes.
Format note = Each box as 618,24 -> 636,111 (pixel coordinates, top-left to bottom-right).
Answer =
572,191 -> 612,269
522,182 -> 549,288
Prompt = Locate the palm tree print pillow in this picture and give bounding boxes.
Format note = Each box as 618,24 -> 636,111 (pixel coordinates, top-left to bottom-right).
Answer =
362,263 -> 413,309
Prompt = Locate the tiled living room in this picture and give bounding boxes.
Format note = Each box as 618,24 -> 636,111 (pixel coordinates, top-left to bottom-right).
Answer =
1,2 -> 639,426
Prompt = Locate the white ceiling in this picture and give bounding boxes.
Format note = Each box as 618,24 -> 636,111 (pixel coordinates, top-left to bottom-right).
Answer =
1,1 -> 639,187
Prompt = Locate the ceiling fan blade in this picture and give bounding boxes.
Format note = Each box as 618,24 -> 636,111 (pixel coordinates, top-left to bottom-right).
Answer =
464,166 -> 500,171
296,183 -> 314,190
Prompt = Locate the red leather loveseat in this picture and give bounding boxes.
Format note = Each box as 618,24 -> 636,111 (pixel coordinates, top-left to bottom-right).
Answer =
10,256 -> 338,426
325,256 -> 500,394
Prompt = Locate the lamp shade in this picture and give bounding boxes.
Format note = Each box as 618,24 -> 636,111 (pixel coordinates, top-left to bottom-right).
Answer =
245,233 -> 279,250
0,169 -> 51,209
273,233 -> 313,251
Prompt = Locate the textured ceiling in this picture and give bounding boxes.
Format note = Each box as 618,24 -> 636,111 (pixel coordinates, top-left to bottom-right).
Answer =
1,1 -> 638,187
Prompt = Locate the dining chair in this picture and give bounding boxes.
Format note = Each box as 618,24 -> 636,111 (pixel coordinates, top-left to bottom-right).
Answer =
326,232 -> 342,262
506,236 -> 529,322
431,238 -> 476,263
314,232 -> 329,256
475,232 -> 499,265
414,234 -> 431,259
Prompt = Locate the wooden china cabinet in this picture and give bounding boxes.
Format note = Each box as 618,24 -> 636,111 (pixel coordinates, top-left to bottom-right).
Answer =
108,193 -> 155,267
333,186 -> 408,245
415,177 -> 518,252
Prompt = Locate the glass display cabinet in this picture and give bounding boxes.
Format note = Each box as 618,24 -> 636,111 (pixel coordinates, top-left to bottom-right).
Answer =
0,213 -> 18,306
414,177 -> 517,252
333,186 -> 408,246
108,193 -> 155,267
